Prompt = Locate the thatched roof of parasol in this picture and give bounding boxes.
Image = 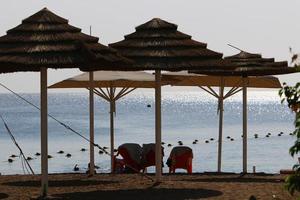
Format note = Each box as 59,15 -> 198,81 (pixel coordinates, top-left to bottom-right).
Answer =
109,18 -> 232,71
0,8 -> 132,73
190,51 -> 296,76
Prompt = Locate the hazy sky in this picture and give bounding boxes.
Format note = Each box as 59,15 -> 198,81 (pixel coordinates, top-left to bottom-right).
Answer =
0,0 -> 299,93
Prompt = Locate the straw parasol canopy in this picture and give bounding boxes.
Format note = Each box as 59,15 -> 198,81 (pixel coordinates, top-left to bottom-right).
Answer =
0,7 -> 131,73
190,51 -> 295,76
109,18 -> 231,71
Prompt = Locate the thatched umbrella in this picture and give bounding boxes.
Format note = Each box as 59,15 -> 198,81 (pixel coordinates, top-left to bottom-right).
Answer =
109,18 -> 232,180
163,71 -> 282,173
0,8 -> 131,197
190,50 -> 297,173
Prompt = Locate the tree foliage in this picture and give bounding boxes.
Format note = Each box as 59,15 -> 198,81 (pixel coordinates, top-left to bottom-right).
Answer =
279,82 -> 300,196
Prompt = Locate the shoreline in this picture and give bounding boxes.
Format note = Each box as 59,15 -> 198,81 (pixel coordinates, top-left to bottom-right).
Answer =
0,173 -> 297,199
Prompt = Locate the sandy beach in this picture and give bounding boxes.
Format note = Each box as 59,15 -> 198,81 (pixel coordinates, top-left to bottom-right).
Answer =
0,173 -> 297,200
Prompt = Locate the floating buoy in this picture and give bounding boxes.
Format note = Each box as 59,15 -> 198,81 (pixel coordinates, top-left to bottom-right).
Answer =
278,134 -> 282,136
267,133 -> 271,135
66,153 -> 72,158
26,157 -> 33,161
95,165 -> 100,169
8,158 -> 13,163
226,136 -> 230,139
113,149 -> 118,153
280,132 -> 284,134
103,147 -> 108,150
80,148 -> 87,152
192,141 -> 197,144
161,142 -> 165,145
167,144 -> 172,147
35,152 -> 41,156
57,150 -> 64,154
73,164 -> 79,171
205,140 -> 209,143
99,150 -> 104,154
147,104 -> 151,108
178,141 -> 183,145
194,139 -> 198,142
241,135 -> 243,138
10,154 -> 17,158
289,133 -> 293,136
48,155 -> 53,159
210,138 -> 214,141
230,138 -> 234,141
254,134 -> 258,139
266,135 -> 270,138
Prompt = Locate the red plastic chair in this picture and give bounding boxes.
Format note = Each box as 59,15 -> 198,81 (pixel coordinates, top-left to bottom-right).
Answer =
168,146 -> 193,174
141,143 -> 164,172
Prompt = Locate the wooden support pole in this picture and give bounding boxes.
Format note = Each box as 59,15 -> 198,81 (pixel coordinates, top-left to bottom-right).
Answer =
89,71 -> 95,176
40,67 -> 48,197
155,70 -> 162,182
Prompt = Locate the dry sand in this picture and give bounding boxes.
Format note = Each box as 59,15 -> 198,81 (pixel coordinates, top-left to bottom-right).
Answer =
0,173 -> 298,200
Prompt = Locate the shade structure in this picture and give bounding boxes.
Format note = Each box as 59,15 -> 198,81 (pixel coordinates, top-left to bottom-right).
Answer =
0,8 -> 132,197
162,71 -> 282,172
190,50 -> 297,173
50,70 -> 175,88
49,71 -> 176,172
109,18 -> 232,181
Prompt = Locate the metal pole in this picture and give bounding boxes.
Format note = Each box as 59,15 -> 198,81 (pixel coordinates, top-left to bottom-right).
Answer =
155,70 -> 162,182
40,67 -> 48,197
109,87 -> 115,173
89,71 -> 95,176
242,77 -> 247,173
217,80 -> 224,172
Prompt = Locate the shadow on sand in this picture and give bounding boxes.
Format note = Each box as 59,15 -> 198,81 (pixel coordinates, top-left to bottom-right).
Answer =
182,177 -> 283,183
3,179 -> 118,187
0,193 -> 8,199
52,188 -> 222,200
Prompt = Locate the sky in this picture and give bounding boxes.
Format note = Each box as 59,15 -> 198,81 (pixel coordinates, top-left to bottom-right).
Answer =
0,0 -> 299,93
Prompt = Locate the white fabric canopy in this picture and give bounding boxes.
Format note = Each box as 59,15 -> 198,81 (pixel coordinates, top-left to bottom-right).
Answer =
49,71 -> 174,88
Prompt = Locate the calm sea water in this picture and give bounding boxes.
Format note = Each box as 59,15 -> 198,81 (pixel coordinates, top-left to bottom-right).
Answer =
0,90 -> 297,175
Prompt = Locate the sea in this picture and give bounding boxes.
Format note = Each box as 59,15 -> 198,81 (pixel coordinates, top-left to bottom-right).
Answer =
0,89 -> 298,175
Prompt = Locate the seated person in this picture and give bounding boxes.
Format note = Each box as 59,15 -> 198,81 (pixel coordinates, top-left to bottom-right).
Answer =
115,143 -> 142,173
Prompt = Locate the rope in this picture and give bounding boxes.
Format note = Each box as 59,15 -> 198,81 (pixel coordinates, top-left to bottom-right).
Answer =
0,83 -> 154,181
0,114 -> 34,175
0,82 -> 109,154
